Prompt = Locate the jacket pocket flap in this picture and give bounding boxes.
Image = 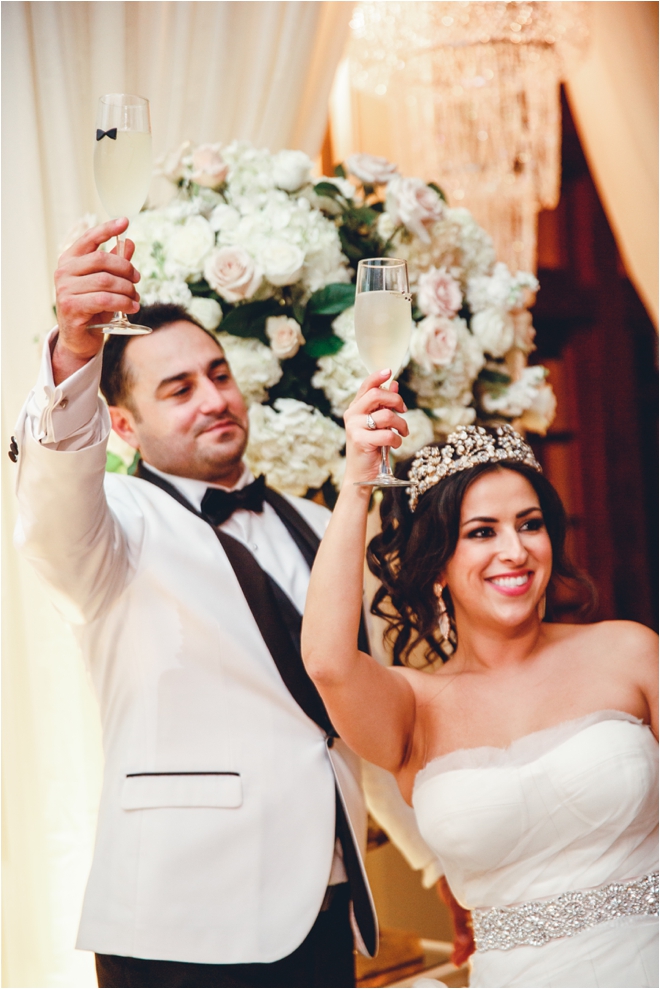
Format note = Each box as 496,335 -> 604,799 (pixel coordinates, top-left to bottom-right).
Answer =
121,773 -> 242,809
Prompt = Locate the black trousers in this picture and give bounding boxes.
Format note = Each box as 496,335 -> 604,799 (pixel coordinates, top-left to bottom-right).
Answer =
95,883 -> 355,988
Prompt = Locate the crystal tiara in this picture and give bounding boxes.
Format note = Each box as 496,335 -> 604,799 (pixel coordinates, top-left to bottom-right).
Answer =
406,424 -> 542,512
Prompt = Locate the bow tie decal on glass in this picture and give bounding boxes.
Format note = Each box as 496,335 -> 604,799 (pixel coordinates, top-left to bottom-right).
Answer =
201,475 -> 266,527
96,127 -> 117,141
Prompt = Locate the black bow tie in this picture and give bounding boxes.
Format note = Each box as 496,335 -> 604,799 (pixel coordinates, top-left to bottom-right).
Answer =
201,475 -> 266,527
96,128 -> 117,141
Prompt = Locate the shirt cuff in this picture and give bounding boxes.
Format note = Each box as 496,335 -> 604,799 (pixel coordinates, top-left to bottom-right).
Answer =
29,327 -> 107,446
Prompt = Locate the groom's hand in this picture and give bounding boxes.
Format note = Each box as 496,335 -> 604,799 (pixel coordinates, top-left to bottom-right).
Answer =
52,217 -> 141,384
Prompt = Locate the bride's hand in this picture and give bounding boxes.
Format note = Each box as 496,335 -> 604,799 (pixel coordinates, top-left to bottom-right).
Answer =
342,369 -> 409,487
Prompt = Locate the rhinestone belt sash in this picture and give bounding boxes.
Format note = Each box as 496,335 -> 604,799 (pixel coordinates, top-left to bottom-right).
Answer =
473,871 -> 659,951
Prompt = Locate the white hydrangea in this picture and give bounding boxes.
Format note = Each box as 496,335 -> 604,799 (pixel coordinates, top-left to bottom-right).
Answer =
246,399 -> 345,496
166,214 -> 215,281
312,339 -> 366,417
481,365 -> 549,418
467,262 -> 539,313
311,307 -> 367,416
431,404 -> 477,437
139,277 -> 193,308
216,332 -> 282,405
391,409 -> 435,460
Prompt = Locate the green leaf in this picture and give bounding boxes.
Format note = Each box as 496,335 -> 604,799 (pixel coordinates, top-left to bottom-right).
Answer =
304,335 -> 345,358
480,368 -> 511,385
219,299 -> 283,344
314,181 -> 345,200
334,163 -> 347,178
427,181 -> 447,202
106,451 -> 127,474
349,206 -> 379,227
307,284 -> 356,315
292,301 -> 307,325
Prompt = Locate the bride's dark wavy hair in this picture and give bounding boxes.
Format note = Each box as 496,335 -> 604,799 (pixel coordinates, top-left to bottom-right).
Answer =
367,446 -> 597,667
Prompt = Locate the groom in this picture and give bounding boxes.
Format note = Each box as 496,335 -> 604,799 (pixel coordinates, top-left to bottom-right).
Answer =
13,217 -> 383,988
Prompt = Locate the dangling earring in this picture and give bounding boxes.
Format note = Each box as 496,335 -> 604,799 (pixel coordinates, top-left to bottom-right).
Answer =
434,583 -> 455,655
537,593 -> 547,621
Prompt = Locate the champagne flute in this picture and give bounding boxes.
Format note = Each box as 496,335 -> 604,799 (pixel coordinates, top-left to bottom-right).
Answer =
353,258 -> 412,487
91,93 -> 152,334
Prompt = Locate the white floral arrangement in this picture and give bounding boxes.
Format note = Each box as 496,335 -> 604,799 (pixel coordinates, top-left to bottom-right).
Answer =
99,142 -> 555,500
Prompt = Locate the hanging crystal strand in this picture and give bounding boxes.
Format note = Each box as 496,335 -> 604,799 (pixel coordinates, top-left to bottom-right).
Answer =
349,2 -> 590,274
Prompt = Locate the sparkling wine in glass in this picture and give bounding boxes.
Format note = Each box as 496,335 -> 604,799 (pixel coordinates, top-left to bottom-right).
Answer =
91,93 -> 152,334
354,258 -> 412,487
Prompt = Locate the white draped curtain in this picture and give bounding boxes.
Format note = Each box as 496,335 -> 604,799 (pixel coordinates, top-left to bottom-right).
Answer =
1,4 -> 351,986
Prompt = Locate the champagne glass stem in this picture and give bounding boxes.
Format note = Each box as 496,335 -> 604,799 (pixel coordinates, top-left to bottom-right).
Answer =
379,445 -> 392,478
113,235 -> 126,321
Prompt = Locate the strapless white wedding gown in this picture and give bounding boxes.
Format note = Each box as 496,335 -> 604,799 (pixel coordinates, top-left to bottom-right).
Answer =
413,711 -> 658,988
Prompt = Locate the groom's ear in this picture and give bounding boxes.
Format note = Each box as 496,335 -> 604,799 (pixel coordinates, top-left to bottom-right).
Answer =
109,405 -> 140,450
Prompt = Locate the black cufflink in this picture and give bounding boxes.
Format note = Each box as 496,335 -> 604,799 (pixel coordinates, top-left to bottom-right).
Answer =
8,436 -> 18,462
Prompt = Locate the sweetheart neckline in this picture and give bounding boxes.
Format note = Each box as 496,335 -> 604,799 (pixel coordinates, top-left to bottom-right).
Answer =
413,708 -> 649,792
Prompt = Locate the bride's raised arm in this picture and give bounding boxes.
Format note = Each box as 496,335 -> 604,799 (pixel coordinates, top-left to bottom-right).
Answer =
301,370 -> 417,774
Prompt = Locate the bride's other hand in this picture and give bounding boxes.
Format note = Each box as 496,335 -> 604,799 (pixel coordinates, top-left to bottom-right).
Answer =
343,369 -> 409,486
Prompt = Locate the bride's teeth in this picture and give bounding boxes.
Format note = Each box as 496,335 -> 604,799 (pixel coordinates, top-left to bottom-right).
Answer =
492,574 -> 529,587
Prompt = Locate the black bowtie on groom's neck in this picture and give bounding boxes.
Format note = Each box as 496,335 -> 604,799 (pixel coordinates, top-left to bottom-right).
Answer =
201,474 -> 266,527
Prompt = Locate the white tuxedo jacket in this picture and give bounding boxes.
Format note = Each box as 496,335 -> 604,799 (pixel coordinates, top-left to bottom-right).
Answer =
14,414 -> 376,965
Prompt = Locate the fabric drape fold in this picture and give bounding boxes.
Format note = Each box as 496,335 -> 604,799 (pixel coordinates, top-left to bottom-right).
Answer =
2,4 -> 350,986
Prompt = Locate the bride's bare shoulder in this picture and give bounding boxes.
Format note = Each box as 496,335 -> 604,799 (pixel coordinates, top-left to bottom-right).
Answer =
545,619 -> 658,662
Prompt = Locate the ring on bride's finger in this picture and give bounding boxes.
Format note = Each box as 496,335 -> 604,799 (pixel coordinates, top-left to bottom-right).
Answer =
366,413 -> 377,430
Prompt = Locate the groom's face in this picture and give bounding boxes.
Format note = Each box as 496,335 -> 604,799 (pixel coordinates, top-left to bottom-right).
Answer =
109,321 -> 249,485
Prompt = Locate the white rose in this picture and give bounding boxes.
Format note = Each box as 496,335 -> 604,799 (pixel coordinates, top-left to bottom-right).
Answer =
157,141 -> 192,182
209,203 -> 241,234
392,409 -> 435,460
410,316 -> 459,372
167,215 -> 215,279
190,143 -> 228,188
346,153 -> 398,185
259,240 -> 305,287
272,150 -> 312,192
385,177 -> 444,244
470,308 -> 515,358
416,267 -> 463,318
518,383 -> 557,435
266,315 -> 305,360
216,333 -> 282,405
204,246 -> 262,302
187,296 -> 223,331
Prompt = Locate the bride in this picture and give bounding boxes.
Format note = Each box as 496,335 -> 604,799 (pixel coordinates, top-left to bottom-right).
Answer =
301,369 -> 658,989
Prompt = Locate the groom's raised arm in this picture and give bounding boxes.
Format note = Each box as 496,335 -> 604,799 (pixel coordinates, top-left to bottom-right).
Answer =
13,220 -> 144,625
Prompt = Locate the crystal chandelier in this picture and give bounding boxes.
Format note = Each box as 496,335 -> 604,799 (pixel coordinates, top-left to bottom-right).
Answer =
348,1 -> 589,271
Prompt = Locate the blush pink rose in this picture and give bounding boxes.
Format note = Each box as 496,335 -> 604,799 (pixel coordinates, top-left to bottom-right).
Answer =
410,316 -> 458,372
191,144 -> 228,189
204,246 -> 262,302
345,153 -> 398,185
417,267 -> 463,318
386,177 -> 444,243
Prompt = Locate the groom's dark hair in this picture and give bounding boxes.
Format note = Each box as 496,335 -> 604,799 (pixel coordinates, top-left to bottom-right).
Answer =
100,303 -> 219,411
